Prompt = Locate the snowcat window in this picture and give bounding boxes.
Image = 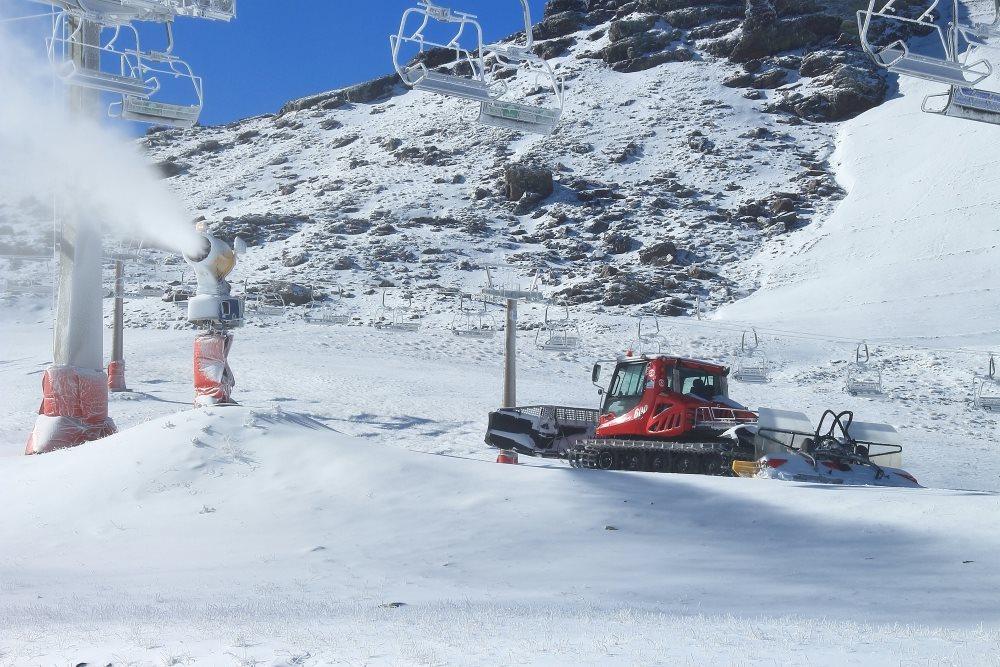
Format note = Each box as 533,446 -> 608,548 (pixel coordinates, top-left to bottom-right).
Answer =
679,369 -> 725,400
603,362 -> 647,416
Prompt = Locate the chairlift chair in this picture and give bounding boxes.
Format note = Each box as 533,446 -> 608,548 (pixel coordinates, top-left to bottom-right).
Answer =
108,23 -> 204,127
631,315 -> 669,355
47,14 -> 158,97
973,355 -> 1000,411
390,1 -> 493,102
857,1 -> 992,87
3,277 -> 51,297
732,329 -> 769,383
374,290 -> 421,332
922,84 -> 1000,124
29,0 -> 236,22
476,0 -> 564,135
451,294 -> 498,338
845,341 -> 884,396
245,284 -> 286,318
916,1 -> 1000,125
536,305 -> 581,351
304,286 -> 351,326
482,264 -> 545,302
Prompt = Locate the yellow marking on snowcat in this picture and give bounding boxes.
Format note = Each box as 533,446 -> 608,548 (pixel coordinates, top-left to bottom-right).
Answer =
731,460 -> 761,477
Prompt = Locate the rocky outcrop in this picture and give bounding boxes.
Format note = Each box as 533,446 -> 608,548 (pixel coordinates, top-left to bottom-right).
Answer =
504,163 -> 554,201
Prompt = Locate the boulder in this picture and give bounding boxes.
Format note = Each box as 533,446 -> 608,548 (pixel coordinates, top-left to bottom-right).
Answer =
535,10 -> 587,39
638,240 -> 679,266
505,163 -> 554,201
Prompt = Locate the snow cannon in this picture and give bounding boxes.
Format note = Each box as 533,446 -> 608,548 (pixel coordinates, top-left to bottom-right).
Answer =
182,227 -> 244,407
183,231 -> 243,327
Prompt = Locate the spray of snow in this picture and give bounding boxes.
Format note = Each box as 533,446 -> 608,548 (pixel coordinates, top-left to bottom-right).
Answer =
0,18 -> 202,256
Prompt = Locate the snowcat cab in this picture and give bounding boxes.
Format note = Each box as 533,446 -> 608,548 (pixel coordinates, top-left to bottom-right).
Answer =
485,354 -> 758,475
592,356 -> 756,442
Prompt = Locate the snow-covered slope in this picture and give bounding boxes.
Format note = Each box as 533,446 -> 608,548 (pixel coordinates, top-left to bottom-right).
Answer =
2,399 -> 999,665
718,72 -> 1000,344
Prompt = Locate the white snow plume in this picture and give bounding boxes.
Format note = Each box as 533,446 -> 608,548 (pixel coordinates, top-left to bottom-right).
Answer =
0,20 -> 202,256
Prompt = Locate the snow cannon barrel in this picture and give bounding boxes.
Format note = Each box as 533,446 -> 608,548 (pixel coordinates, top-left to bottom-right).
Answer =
183,231 -> 243,327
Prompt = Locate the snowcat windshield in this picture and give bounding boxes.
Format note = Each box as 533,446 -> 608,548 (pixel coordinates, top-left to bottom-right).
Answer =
603,362 -> 648,417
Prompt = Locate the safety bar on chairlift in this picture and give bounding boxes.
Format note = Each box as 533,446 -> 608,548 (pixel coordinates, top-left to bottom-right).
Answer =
741,328 -> 759,353
856,341 -> 871,365
638,316 -> 660,341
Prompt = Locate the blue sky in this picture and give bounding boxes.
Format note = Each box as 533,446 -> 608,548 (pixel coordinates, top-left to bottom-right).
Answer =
9,1 -> 551,126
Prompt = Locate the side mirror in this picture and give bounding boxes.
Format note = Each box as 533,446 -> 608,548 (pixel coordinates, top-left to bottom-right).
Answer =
592,363 -> 602,384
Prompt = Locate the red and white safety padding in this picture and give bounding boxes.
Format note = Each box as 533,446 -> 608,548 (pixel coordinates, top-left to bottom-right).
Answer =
25,366 -> 117,455
193,332 -> 236,407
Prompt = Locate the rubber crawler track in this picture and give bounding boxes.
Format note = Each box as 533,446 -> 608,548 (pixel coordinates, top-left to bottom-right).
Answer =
567,438 -> 755,476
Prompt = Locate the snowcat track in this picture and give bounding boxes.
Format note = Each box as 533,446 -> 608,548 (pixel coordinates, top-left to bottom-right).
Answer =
567,438 -> 755,476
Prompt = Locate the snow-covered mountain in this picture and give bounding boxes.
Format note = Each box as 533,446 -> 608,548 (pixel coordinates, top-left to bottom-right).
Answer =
124,0 -> 887,318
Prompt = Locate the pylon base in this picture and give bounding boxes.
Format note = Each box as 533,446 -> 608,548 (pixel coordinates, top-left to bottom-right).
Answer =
26,366 -> 117,455
194,331 -> 236,407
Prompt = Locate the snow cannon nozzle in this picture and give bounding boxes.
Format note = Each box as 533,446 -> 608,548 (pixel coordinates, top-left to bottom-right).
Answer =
183,231 -> 243,328
183,232 -> 236,285
184,233 -> 212,264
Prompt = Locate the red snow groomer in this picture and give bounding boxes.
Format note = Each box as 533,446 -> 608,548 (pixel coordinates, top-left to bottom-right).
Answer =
485,354 -> 759,475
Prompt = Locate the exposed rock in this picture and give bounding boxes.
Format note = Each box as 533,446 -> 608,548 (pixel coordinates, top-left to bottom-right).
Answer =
638,240 -> 679,266
536,36 -> 577,60
730,1 -> 842,63
535,10 -> 587,40
282,251 -> 309,268
331,255 -> 354,270
343,74 -> 399,104
545,0 -> 586,16
235,129 -> 259,144
156,159 -> 189,178
250,280 -> 313,306
602,231 -> 634,255
768,62 -> 888,121
505,163 -> 554,201
332,134 -> 360,149
212,214 -> 312,247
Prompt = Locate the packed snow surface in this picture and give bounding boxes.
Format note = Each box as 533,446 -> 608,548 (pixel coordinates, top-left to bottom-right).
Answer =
3,295 -> 1000,665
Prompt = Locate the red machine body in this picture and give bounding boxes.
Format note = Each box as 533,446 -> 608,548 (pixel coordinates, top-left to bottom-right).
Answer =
594,355 -> 757,441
